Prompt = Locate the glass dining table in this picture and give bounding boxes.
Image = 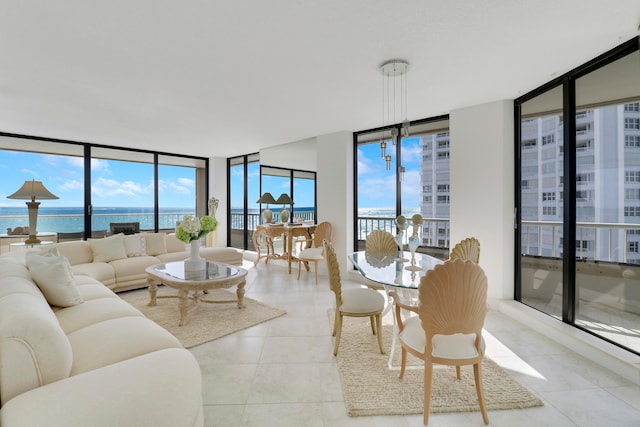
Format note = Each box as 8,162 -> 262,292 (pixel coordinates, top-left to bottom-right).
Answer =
348,250 -> 445,369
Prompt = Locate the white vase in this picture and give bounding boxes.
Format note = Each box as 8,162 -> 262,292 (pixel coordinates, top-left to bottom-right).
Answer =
405,233 -> 422,271
184,240 -> 205,271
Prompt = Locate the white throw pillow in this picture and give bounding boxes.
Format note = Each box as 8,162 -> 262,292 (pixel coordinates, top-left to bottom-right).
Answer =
124,234 -> 146,257
90,233 -> 128,262
165,233 -> 187,253
26,247 -> 83,307
144,233 -> 167,256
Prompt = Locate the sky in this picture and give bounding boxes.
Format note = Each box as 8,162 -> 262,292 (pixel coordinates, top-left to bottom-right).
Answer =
0,150 -> 196,209
230,162 -> 316,210
357,136 -> 423,212
1,136 -> 424,212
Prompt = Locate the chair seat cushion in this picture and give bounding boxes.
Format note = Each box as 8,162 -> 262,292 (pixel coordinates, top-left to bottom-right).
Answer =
298,247 -> 324,260
340,287 -> 385,314
400,316 -> 485,359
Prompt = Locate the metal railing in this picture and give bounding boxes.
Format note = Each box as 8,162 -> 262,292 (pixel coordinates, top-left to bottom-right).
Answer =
8,210 -> 637,264
356,216 -> 451,250
230,210 -> 316,232
0,212 -> 193,235
521,220 -> 640,263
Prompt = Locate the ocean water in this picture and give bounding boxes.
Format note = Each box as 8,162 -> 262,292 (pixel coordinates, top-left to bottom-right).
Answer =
1,206 -> 418,235
0,207 -> 195,234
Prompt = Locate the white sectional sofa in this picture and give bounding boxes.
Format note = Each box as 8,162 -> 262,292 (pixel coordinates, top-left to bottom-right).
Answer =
52,232 -> 243,292
0,250 -> 204,427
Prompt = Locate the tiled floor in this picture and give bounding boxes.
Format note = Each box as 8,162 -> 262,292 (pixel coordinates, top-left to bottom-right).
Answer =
190,256 -> 640,427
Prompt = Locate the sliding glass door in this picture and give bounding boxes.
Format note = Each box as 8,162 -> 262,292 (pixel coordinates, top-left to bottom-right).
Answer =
516,38 -> 640,354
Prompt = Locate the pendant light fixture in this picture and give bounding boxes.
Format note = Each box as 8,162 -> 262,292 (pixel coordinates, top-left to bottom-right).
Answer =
379,59 -> 410,177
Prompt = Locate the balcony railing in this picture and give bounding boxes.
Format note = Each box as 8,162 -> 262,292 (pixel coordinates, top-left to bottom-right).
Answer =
230,210 -> 316,232
356,216 -> 451,250
521,220 -> 640,263
0,212 -> 193,236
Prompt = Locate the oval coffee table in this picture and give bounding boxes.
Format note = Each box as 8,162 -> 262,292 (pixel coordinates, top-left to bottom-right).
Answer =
145,261 -> 248,326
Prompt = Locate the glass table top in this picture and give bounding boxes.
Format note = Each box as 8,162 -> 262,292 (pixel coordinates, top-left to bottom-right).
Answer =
348,250 -> 444,289
153,261 -> 241,282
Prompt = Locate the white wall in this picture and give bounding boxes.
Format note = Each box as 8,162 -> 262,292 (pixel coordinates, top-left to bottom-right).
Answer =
208,156 -> 228,247
316,131 -> 353,272
450,100 -> 515,301
259,138 -> 317,171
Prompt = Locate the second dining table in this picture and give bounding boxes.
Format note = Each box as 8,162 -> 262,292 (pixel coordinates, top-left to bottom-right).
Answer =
253,223 -> 316,274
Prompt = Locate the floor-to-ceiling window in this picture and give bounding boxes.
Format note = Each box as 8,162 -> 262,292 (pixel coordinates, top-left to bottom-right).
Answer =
90,147 -> 155,234
354,116 -> 449,257
516,37 -> 640,354
227,154 -> 316,251
158,154 -> 206,230
260,166 -> 291,224
0,137 -> 84,251
0,134 -> 207,242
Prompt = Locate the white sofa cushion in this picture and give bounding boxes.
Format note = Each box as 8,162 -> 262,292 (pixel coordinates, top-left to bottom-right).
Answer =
0,348 -> 203,427
25,248 -> 83,307
90,234 -> 127,263
55,296 -> 143,334
124,234 -> 146,257
165,234 -> 187,252
67,316 -> 182,375
109,256 -> 160,288
71,262 -> 116,288
144,233 -> 167,256
54,240 -> 93,265
0,279 -> 73,405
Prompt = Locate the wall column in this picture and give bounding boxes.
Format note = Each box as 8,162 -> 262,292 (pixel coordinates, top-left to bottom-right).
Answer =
450,100 -> 514,301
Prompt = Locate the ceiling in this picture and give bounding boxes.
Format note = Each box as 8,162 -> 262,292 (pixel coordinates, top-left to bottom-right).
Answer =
1,1 -> 639,159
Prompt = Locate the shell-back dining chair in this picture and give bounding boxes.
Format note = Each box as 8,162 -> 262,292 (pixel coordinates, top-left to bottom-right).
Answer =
363,229 -> 398,290
324,240 -> 386,356
297,221 -> 332,284
389,259 -> 489,425
449,237 -> 480,263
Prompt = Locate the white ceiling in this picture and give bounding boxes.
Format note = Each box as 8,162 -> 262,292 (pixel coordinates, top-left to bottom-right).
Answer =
0,1 -> 639,158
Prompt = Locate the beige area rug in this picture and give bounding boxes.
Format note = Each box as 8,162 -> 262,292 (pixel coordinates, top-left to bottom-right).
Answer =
120,287 -> 286,348
332,313 -> 543,417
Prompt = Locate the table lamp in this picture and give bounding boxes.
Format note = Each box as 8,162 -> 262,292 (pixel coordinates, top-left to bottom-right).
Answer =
275,193 -> 293,223
256,192 -> 276,224
7,179 -> 59,244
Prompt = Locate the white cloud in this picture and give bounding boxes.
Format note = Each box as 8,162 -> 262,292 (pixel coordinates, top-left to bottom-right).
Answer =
177,177 -> 194,187
20,168 -> 39,178
59,179 -> 83,191
92,177 -> 149,199
158,178 -> 193,196
66,157 -> 109,172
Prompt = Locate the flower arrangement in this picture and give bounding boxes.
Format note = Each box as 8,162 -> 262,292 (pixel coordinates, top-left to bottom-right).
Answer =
176,214 -> 217,243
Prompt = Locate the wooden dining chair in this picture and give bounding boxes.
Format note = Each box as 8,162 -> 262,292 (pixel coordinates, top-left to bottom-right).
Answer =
297,221 -> 332,284
389,259 -> 489,425
324,240 -> 385,356
449,237 -> 480,263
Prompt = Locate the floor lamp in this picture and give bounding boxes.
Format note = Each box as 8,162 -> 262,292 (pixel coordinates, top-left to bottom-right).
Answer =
7,179 -> 59,244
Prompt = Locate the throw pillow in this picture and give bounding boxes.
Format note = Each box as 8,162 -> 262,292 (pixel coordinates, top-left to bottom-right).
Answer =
26,247 -> 83,307
144,233 -> 167,256
90,233 -> 128,262
124,234 -> 146,257
165,233 -> 187,253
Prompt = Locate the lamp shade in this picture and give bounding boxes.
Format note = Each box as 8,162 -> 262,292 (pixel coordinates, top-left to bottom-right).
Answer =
7,180 -> 59,201
256,192 -> 276,205
275,193 -> 293,205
